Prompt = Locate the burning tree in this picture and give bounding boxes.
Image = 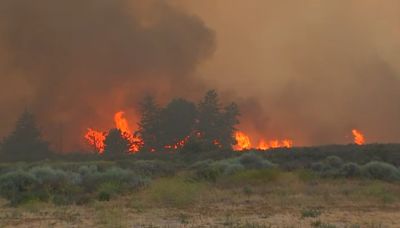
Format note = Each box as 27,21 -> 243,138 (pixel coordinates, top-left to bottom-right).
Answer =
159,98 -> 197,149
196,90 -> 240,149
83,90 -> 255,153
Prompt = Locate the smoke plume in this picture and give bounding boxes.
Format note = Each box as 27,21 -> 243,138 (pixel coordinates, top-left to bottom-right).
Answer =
2,0 -> 400,149
0,0 -> 215,150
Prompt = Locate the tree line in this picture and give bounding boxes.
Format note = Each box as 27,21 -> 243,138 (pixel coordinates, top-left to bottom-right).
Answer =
104,90 -> 239,157
0,90 -> 240,161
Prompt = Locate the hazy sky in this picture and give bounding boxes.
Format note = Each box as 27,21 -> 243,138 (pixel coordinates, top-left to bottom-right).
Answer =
1,0 -> 400,149
175,0 -> 400,145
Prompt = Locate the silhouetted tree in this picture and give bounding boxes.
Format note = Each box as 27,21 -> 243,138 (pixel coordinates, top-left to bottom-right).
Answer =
197,90 -> 221,141
159,98 -> 197,147
137,96 -> 161,151
103,129 -> 130,159
196,90 -> 239,149
1,110 -> 51,162
219,102 -> 240,148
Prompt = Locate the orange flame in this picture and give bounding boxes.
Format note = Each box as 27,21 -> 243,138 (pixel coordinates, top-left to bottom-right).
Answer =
352,129 -> 365,145
113,111 -> 141,152
84,128 -> 106,153
257,139 -> 293,150
234,131 -> 252,150
84,111 -> 141,153
234,131 -> 293,151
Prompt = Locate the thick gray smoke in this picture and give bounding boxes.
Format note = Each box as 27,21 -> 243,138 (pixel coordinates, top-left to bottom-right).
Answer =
0,0 -> 215,150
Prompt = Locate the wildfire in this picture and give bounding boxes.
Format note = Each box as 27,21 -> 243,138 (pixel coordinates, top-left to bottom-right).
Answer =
257,139 -> 293,150
85,112 -> 295,153
352,129 -> 365,145
84,128 -> 106,153
164,136 -> 190,150
234,131 -> 293,151
84,111 -> 141,153
114,111 -> 141,152
234,131 -> 252,150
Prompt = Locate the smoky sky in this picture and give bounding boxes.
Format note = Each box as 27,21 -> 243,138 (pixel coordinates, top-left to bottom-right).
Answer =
1,0 -> 400,149
0,0 -> 215,150
178,0 -> 400,145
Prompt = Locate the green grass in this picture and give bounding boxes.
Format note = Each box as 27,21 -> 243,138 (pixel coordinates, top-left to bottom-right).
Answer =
301,208 -> 322,218
137,177 -> 206,208
358,181 -> 398,204
223,168 -> 282,185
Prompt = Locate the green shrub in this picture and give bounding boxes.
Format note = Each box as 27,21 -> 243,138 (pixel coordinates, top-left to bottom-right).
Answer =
223,163 -> 245,176
339,163 -> 361,178
324,156 -> 343,169
301,208 -> 321,218
126,160 -> 177,177
81,166 -> 149,192
30,166 -> 70,186
98,191 -> 111,202
361,161 -> 400,181
78,164 -> 98,176
192,163 -> 222,182
227,169 -> 282,184
96,182 -> 122,201
310,162 -> 325,172
0,170 -> 38,205
239,153 -> 274,169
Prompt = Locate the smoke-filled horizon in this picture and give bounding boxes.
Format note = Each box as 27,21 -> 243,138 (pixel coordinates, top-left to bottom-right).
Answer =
1,0 -> 400,150
176,0 -> 400,145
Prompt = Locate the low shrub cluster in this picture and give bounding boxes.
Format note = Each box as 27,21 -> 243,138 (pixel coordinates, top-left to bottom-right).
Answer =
311,156 -> 400,181
115,160 -> 178,177
190,152 -> 276,182
0,165 -> 148,206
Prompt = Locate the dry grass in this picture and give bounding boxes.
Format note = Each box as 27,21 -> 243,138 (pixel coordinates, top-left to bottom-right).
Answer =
0,171 -> 399,227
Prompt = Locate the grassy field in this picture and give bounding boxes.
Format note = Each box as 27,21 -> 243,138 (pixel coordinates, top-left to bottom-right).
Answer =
0,148 -> 399,227
0,169 -> 399,227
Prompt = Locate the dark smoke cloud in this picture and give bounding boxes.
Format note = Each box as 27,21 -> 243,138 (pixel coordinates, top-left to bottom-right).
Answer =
0,0 -> 215,150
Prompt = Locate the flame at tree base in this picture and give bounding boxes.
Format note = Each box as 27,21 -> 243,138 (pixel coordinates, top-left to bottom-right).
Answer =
84,112 -> 367,154
234,131 -> 293,151
84,111 -> 141,153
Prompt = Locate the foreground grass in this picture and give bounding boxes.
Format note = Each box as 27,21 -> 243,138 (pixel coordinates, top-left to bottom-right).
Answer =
0,170 -> 399,227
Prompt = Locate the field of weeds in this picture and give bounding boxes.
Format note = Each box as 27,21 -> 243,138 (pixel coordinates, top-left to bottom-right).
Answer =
0,166 -> 399,227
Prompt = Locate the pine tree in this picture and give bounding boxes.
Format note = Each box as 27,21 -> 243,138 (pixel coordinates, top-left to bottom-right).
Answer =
159,98 -> 197,148
1,110 -> 51,161
220,102 -> 240,148
103,129 -> 130,159
197,90 -> 222,142
137,96 -> 161,151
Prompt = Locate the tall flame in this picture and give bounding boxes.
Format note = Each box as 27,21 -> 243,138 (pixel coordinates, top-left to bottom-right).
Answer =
84,111 -> 141,153
352,129 -> 365,145
234,131 -> 252,150
114,111 -> 141,152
